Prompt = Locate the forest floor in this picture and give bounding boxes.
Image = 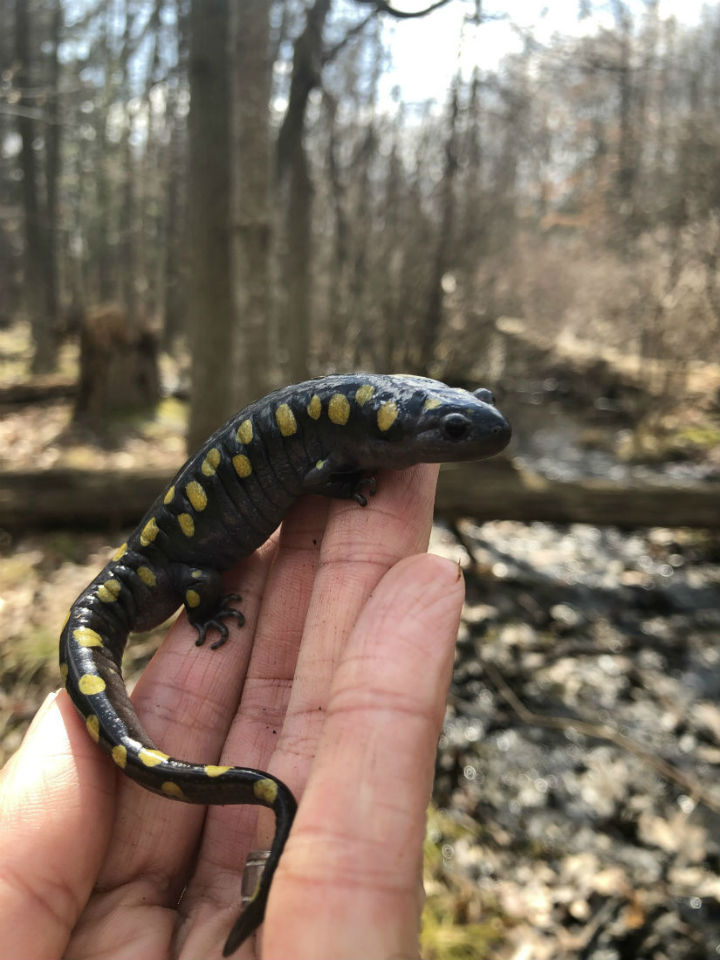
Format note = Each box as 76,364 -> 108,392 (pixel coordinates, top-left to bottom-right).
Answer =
425,520 -> 720,960
3,517 -> 719,960
1,320 -> 720,959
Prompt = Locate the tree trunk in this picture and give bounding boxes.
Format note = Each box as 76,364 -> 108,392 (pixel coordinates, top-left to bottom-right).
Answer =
162,0 -> 189,350
93,6 -> 114,303
612,0 -> 638,237
377,129 -> 403,372
118,0 -> 137,326
283,149 -> 314,383
187,0 -> 234,452
276,0 -> 332,384
348,125 -> 376,369
73,304 -> 160,425
419,77 -> 460,375
15,0 -> 56,372
162,93 -> 186,349
322,92 -> 350,366
230,0 -> 272,406
44,0 -> 62,343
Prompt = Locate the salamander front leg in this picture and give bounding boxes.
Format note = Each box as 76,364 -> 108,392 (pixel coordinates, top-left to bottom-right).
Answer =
302,457 -> 376,506
192,599 -> 245,650
173,564 -> 245,649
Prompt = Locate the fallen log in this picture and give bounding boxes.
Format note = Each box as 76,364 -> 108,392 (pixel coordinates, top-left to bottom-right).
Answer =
0,468 -> 167,531
436,461 -> 720,529
0,378 -> 76,405
0,461 -> 717,531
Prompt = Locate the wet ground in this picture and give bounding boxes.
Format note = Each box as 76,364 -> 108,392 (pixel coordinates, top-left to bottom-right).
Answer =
430,518 -> 720,960
508,399 -> 720,487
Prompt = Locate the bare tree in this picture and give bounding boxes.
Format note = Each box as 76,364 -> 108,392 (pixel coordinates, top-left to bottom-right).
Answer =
231,0 -> 272,405
187,0 -> 233,451
44,0 -> 62,342
118,0 -> 138,325
419,76 -> 460,375
14,0 -> 57,372
276,0 -> 333,384
161,0 -> 189,349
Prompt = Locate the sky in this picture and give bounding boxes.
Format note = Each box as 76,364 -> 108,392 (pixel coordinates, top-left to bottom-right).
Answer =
380,0 -> 711,104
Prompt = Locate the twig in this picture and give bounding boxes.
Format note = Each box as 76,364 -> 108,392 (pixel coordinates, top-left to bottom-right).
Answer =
353,0 -> 454,19
483,660 -> 720,815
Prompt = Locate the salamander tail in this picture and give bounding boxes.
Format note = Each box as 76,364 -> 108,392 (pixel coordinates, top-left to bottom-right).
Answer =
223,783 -> 298,955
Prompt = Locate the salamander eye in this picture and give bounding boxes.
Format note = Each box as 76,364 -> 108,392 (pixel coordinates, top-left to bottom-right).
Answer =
473,387 -> 495,405
442,413 -> 471,441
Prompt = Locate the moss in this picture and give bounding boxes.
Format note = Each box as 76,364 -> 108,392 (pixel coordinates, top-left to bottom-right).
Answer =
22,625 -> 58,662
420,908 -> 506,960
578,427 -> 616,452
45,532 -> 89,563
421,806 -> 512,959
618,419 -> 720,463
0,553 -> 38,589
673,425 -> 720,450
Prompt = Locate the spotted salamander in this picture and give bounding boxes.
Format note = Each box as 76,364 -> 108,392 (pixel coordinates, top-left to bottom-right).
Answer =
60,373 -> 511,955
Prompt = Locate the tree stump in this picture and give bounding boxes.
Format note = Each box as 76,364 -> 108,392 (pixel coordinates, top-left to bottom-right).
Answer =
73,304 -> 160,424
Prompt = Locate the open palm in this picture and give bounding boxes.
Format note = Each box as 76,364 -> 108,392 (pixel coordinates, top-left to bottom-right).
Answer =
0,463 -> 464,959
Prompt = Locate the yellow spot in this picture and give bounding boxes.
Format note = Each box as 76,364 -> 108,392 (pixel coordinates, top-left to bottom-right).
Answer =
137,566 -> 157,587
112,744 -> 127,768
253,778 -> 278,805
232,453 -> 252,478
307,394 -> 322,419
74,626 -> 103,648
178,513 -> 195,537
78,674 -> 106,696
236,419 -> 253,444
138,748 -> 169,767
98,579 -> 121,603
328,393 -> 350,426
191,569 -> 203,578
316,459 -> 326,470
161,780 -> 185,799
186,589 -> 201,608
186,480 -> 207,511
423,395 -> 443,411
97,581 -> 119,602
275,403 -> 297,437
201,448 -> 221,476
86,714 -> 100,742
377,400 -> 399,432
112,542 -> 128,561
355,384 -> 375,406
59,662 -> 68,683
205,764 -> 231,777
163,485 -> 175,505
140,517 -> 159,546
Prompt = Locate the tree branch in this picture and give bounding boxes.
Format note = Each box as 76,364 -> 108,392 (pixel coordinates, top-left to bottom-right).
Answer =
353,0 -> 455,19
323,11 -> 375,65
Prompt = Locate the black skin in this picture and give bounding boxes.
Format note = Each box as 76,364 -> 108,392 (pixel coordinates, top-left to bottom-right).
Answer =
59,373 -> 511,955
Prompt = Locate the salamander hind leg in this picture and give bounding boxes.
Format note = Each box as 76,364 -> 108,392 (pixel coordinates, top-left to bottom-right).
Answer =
173,563 -> 245,649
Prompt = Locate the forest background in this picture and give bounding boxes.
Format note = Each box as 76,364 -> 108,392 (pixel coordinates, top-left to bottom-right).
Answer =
2,2 -> 720,957
2,0 -> 720,449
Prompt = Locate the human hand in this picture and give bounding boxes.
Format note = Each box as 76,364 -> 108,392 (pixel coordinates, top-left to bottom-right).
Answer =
0,463 -> 465,959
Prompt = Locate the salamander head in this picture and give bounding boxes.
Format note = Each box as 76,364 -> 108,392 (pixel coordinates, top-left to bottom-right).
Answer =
351,375 -> 512,468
